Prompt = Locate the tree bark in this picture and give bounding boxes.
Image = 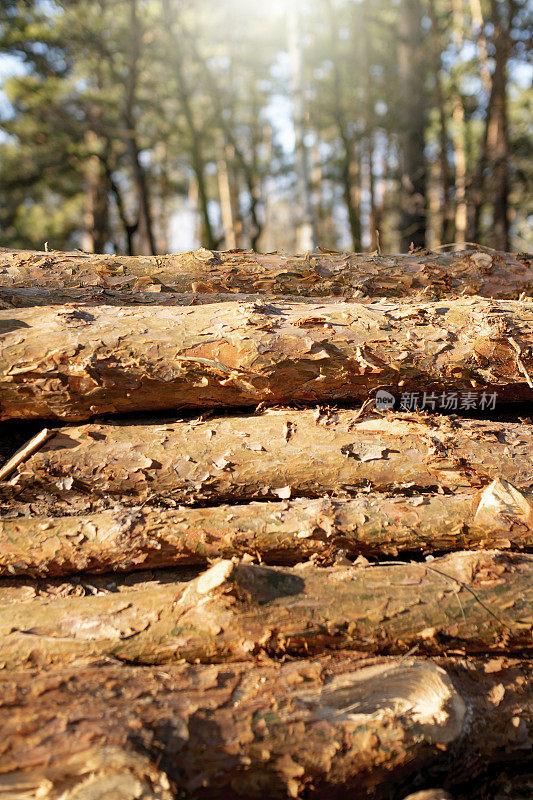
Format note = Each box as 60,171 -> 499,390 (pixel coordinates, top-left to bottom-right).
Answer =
1,297 -> 531,420
3,411 -> 532,512
0,654 -> 530,799
1,478 -> 531,577
0,286 -> 356,309
0,551 -> 530,667
1,248 -> 531,299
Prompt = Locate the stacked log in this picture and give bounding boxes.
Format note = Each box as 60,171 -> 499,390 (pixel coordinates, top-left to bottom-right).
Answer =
0,655 -> 530,799
1,298 -> 532,420
0,249 -> 531,799
0,246 -> 532,298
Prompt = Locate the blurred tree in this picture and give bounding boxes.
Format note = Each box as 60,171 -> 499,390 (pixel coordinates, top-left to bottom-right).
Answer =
0,0 -> 530,253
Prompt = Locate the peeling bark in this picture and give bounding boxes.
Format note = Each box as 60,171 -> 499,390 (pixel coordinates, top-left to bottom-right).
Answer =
0,286 -> 356,309
0,248 -> 531,299
0,654 -> 533,800
0,653 -> 530,798
1,478 -> 532,577
0,551 -> 530,667
3,411 -> 532,512
1,298 -> 532,420
0,748 -> 174,800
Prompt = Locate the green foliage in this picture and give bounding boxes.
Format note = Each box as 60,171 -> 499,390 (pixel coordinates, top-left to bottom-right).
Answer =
0,0 -> 530,253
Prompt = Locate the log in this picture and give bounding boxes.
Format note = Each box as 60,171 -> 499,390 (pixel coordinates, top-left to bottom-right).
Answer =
1,478 -> 532,577
0,246 -> 532,299
3,410 -> 532,512
0,551 -> 530,667
0,285 -> 352,309
1,298 -> 532,420
0,654 -> 530,798
0,566 -> 198,608
0,749 -> 174,800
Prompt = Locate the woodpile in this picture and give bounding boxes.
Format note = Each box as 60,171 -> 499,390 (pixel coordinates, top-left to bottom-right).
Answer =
0,248 -> 531,799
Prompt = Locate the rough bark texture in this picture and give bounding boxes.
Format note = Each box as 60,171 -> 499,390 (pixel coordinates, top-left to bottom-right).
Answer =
0,551 -> 530,667
0,286 -> 355,309
2,478 -> 532,577
1,297 -> 532,420
0,653 -> 530,799
0,247 -> 531,299
3,411 -> 532,512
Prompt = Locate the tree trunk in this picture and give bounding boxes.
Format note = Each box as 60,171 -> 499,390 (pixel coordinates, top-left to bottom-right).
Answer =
2,478 -> 531,577
160,0 -> 216,251
398,0 -> 428,250
452,93 -> 468,243
2,248 -> 530,299
125,0 -> 157,256
428,0 -> 454,246
1,654 -> 529,799
217,143 -> 237,250
287,1 -> 317,253
485,0 -> 511,251
362,0 -> 380,252
3,411 -> 532,512
1,297 -> 531,420
468,0 -> 513,249
469,0 -> 492,92
324,0 -> 361,252
0,551 -> 530,667
82,137 -> 109,254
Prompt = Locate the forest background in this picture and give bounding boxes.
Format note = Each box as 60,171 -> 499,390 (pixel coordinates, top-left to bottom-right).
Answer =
0,0 -> 531,256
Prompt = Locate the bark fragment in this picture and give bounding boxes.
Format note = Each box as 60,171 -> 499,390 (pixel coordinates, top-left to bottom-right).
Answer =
3,410 -> 532,512
1,298 -> 531,420
1,247 -> 531,299
0,551 -> 530,667
0,748 -> 174,800
0,654 -> 530,799
1,479 -> 532,577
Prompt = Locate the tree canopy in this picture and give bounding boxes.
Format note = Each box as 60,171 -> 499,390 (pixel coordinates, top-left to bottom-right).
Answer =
0,0 -> 531,254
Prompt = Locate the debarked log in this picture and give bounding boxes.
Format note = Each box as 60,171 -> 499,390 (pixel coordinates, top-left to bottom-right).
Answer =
0,551 -> 530,667
3,411 -> 532,511
0,654 -> 530,799
1,478 -> 532,577
0,246 -> 532,299
1,298 -> 532,420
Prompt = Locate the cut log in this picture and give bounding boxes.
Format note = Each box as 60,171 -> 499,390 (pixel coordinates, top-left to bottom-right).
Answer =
3,410 -> 532,512
0,285 -> 353,309
2,478 -> 532,577
0,654 -> 530,798
1,298 -> 532,420
0,551 -> 530,667
0,247 -> 531,299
